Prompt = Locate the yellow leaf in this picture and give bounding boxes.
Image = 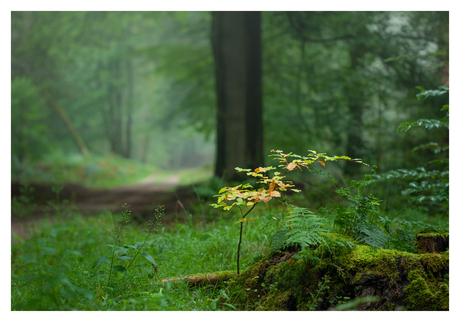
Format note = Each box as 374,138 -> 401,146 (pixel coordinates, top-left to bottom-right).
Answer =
235,218 -> 248,224
247,201 -> 255,206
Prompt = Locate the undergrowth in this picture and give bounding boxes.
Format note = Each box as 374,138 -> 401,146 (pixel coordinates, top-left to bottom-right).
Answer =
11,203 -> 274,310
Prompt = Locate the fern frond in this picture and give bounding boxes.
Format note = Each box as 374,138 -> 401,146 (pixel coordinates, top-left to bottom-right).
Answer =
270,230 -> 289,251
354,222 -> 389,248
282,206 -> 330,251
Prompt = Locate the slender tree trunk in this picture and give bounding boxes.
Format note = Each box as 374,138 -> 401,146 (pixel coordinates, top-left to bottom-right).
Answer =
344,49 -> 365,176
107,59 -> 123,155
212,11 -> 263,181
125,58 -> 134,158
141,133 -> 151,164
46,91 -> 89,156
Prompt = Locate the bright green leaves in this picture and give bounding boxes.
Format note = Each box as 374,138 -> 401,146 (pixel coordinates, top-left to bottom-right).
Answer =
270,149 -> 368,170
397,119 -> 448,132
415,85 -> 449,101
398,86 -> 449,133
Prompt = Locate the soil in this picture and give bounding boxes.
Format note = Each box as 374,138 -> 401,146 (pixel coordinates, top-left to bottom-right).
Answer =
11,175 -> 199,240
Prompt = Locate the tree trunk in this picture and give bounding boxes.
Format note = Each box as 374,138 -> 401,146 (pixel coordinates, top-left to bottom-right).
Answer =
344,48 -> 365,176
212,11 -> 264,181
125,58 -> 134,158
108,59 -> 123,155
46,91 -> 89,156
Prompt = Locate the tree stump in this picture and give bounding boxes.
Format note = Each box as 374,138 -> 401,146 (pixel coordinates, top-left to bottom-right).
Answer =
416,232 -> 449,254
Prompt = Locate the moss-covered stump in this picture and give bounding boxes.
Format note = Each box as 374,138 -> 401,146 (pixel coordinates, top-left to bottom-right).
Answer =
220,246 -> 449,311
416,232 -> 449,254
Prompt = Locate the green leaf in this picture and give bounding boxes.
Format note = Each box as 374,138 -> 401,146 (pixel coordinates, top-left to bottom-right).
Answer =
114,247 -> 128,255
90,270 -> 107,278
140,253 -> 158,266
235,167 -> 251,172
124,242 -> 143,249
113,265 -> 126,272
117,255 -> 134,261
92,256 -> 110,269
38,246 -> 58,255
64,250 -> 83,257
218,187 -> 228,194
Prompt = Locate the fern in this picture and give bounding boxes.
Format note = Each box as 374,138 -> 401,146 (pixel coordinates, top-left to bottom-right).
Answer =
378,215 -> 447,252
353,221 -> 389,248
270,229 -> 289,251
284,207 -> 329,251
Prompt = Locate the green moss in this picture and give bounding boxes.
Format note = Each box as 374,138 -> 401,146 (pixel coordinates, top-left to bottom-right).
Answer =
404,270 -> 436,310
256,291 -> 291,311
403,269 -> 449,311
419,253 -> 448,274
338,246 -> 408,284
221,235 -> 449,311
437,283 -> 449,311
416,232 -> 449,239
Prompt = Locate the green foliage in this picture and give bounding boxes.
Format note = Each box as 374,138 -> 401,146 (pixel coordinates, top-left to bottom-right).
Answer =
283,206 -> 329,250
305,275 -> 331,311
11,200 -> 276,310
374,86 -> 449,213
211,149 -> 364,274
11,76 -> 50,168
319,168 -> 448,253
11,180 -> 37,218
92,204 -> 163,284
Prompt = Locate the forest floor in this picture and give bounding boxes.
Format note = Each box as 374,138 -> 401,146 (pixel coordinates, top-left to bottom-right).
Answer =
11,172 -> 197,240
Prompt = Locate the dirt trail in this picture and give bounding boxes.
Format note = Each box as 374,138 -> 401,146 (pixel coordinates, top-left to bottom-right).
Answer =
11,174 -> 196,240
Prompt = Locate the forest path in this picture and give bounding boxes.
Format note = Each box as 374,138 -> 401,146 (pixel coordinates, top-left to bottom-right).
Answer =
11,172 -> 196,240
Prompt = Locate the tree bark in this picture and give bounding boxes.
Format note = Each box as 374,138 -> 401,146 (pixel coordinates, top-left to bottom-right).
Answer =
125,58 -> 134,158
344,48 -> 365,176
212,11 -> 264,181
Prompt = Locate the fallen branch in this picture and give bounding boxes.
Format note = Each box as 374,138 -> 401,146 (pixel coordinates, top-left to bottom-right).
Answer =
160,271 -> 236,287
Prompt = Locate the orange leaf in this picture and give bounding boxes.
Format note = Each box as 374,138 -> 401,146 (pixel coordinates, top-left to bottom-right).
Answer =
259,195 -> 272,203
319,161 -> 325,167
268,180 -> 276,193
286,163 -> 296,171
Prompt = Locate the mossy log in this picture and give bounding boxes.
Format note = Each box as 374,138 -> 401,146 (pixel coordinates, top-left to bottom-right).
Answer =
217,245 -> 449,311
160,271 -> 236,287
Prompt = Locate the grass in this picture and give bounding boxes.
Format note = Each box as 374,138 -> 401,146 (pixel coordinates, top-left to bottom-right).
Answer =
11,194 -> 448,311
11,203 -> 274,311
11,159 -> 449,311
